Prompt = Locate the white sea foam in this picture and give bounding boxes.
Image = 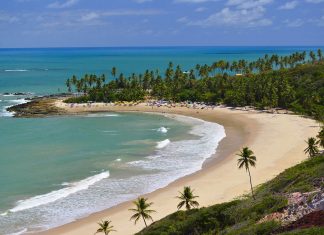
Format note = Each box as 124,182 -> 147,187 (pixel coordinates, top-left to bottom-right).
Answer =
7,228 -> 28,235
6,171 -> 109,213
0,99 -> 28,117
1,92 -> 34,96
86,113 -> 120,118
9,99 -> 28,104
5,69 -> 29,72
156,139 -> 171,149
157,127 -> 168,133
129,114 -> 226,173
1,106 -> 14,117
2,94 -> 16,97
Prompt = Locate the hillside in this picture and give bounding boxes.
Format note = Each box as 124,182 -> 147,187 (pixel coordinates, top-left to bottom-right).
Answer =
137,155 -> 324,235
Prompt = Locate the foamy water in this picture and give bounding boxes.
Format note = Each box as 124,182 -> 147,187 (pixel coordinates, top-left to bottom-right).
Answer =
156,139 -> 171,149
0,113 -> 225,234
86,113 -> 121,117
157,126 -> 168,133
4,69 -> 29,72
0,98 -> 28,117
5,171 -> 109,214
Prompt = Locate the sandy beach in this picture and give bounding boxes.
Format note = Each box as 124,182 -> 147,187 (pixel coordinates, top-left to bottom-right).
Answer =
38,101 -> 319,235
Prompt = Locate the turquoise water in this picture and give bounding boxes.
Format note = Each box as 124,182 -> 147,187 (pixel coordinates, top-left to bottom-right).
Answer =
0,46 -> 322,95
0,46 -> 322,234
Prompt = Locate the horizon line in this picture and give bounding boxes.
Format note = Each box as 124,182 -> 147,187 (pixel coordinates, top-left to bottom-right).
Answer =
1,45 -> 324,50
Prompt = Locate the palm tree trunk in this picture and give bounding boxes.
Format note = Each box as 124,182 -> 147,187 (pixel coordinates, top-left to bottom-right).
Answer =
247,167 -> 255,200
142,216 -> 147,227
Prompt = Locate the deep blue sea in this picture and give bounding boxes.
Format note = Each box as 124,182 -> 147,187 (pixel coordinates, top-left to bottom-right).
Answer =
0,46 -> 322,234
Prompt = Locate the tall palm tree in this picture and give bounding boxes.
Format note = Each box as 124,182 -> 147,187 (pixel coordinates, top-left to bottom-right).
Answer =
304,137 -> 319,158
129,197 -> 155,227
176,186 -> 199,210
111,67 -> 117,78
309,51 -> 316,63
317,49 -> 323,61
237,147 -> 257,200
95,220 -> 115,235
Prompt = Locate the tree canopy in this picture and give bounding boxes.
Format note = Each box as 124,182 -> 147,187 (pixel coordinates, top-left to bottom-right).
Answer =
65,49 -> 324,119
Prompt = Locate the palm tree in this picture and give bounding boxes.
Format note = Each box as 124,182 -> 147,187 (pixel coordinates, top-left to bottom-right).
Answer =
176,186 -> 199,210
317,127 -> 324,148
129,197 -> 155,227
317,49 -> 323,61
95,220 -> 115,235
65,78 -> 71,92
111,67 -> 117,78
304,137 -> 319,158
309,51 -> 316,63
237,147 -> 257,200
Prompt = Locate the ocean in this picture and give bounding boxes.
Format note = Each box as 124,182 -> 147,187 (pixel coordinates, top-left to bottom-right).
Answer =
0,46 -> 322,234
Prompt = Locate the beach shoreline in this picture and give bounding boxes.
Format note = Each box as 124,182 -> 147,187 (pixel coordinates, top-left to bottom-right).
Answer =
33,100 -> 319,235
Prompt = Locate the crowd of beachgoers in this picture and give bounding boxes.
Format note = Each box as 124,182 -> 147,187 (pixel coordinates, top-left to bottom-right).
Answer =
63,99 -> 294,115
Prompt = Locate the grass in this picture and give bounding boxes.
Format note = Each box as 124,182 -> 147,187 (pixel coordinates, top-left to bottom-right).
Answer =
278,227 -> 324,235
137,155 -> 324,235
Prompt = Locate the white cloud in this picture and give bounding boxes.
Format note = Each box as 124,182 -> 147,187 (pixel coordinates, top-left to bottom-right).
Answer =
279,1 -> 299,10
133,0 -> 153,3
283,18 -> 304,27
0,12 -> 19,23
188,6 -> 272,27
195,7 -> 207,12
226,0 -> 273,9
38,9 -> 163,28
48,0 -> 79,9
177,16 -> 189,23
100,9 -> 163,16
305,0 -> 324,3
313,15 -> 324,26
174,0 -> 217,3
80,12 -> 100,22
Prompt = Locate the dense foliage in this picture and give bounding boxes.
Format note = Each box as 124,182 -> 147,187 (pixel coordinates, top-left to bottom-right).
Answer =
64,50 -> 324,120
136,155 -> 324,235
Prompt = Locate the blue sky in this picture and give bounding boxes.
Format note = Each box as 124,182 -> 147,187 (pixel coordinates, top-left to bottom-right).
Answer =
0,0 -> 323,47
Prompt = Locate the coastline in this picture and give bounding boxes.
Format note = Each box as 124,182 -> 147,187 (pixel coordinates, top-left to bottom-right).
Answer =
31,101 -> 320,235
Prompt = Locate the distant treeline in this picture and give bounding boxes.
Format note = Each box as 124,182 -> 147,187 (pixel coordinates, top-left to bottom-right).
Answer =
64,49 -> 324,120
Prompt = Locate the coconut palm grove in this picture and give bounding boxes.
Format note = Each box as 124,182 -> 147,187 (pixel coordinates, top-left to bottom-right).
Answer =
65,49 -> 324,121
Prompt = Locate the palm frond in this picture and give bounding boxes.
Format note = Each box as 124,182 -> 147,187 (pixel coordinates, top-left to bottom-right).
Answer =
177,201 -> 185,210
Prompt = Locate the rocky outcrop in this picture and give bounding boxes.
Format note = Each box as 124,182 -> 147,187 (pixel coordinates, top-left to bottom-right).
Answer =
7,97 -> 66,117
258,188 -> 324,226
282,190 -> 324,224
278,210 -> 324,232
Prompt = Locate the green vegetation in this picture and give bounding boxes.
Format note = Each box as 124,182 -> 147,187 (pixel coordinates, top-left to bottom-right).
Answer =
64,50 -> 324,120
317,127 -> 324,148
176,186 -> 199,211
136,155 -> 324,235
278,227 -> 324,235
237,147 -> 257,200
95,220 -> 115,235
304,137 -> 320,158
129,197 -> 156,228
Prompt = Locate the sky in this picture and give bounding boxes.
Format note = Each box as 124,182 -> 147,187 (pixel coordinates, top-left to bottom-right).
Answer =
0,0 -> 323,47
